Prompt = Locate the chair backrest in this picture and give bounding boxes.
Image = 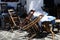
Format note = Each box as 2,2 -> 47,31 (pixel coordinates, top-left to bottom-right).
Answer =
19,10 -> 35,27
8,9 -> 16,26
22,15 -> 44,30
8,9 -> 18,16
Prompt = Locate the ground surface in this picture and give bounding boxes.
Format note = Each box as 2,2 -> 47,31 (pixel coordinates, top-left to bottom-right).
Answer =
0,30 -> 60,40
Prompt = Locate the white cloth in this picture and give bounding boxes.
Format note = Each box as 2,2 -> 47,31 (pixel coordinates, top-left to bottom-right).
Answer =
33,11 -> 55,22
40,15 -> 56,22
27,0 -> 43,13
26,0 -> 56,26
33,11 -> 56,26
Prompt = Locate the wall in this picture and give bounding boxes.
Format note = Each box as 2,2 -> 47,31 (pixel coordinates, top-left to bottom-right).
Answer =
54,0 -> 60,5
26,0 -> 44,13
0,0 -> 20,9
0,0 -> 60,11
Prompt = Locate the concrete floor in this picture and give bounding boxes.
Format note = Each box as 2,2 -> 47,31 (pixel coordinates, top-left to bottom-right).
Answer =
0,29 -> 60,40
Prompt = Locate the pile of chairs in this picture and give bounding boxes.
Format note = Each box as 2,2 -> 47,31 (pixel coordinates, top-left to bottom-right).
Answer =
3,9 -> 60,40
7,9 -> 44,39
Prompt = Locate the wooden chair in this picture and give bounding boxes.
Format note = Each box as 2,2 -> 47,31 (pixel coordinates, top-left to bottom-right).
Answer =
8,9 -> 21,32
42,21 -> 55,40
21,15 -> 43,39
19,10 -> 35,27
3,15 -> 10,30
18,10 -> 43,39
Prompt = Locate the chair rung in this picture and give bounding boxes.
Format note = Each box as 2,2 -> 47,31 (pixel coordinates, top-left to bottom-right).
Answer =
29,33 -> 36,39
13,17 -> 18,18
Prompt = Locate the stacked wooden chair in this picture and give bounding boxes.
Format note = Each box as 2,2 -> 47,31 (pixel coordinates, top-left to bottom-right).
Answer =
8,9 -> 21,32
3,14 -> 10,30
19,10 -> 44,39
23,15 -> 43,39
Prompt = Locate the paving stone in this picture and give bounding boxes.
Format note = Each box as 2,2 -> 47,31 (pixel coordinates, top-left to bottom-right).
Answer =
1,38 -> 8,40
33,38 -> 45,40
0,34 -> 3,38
0,30 -> 60,40
12,38 -> 20,40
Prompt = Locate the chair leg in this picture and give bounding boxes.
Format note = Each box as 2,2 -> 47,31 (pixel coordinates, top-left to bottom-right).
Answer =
10,26 -> 14,32
28,33 -> 36,40
50,27 -> 55,40
34,24 -> 40,32
43,25 -> 55,40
